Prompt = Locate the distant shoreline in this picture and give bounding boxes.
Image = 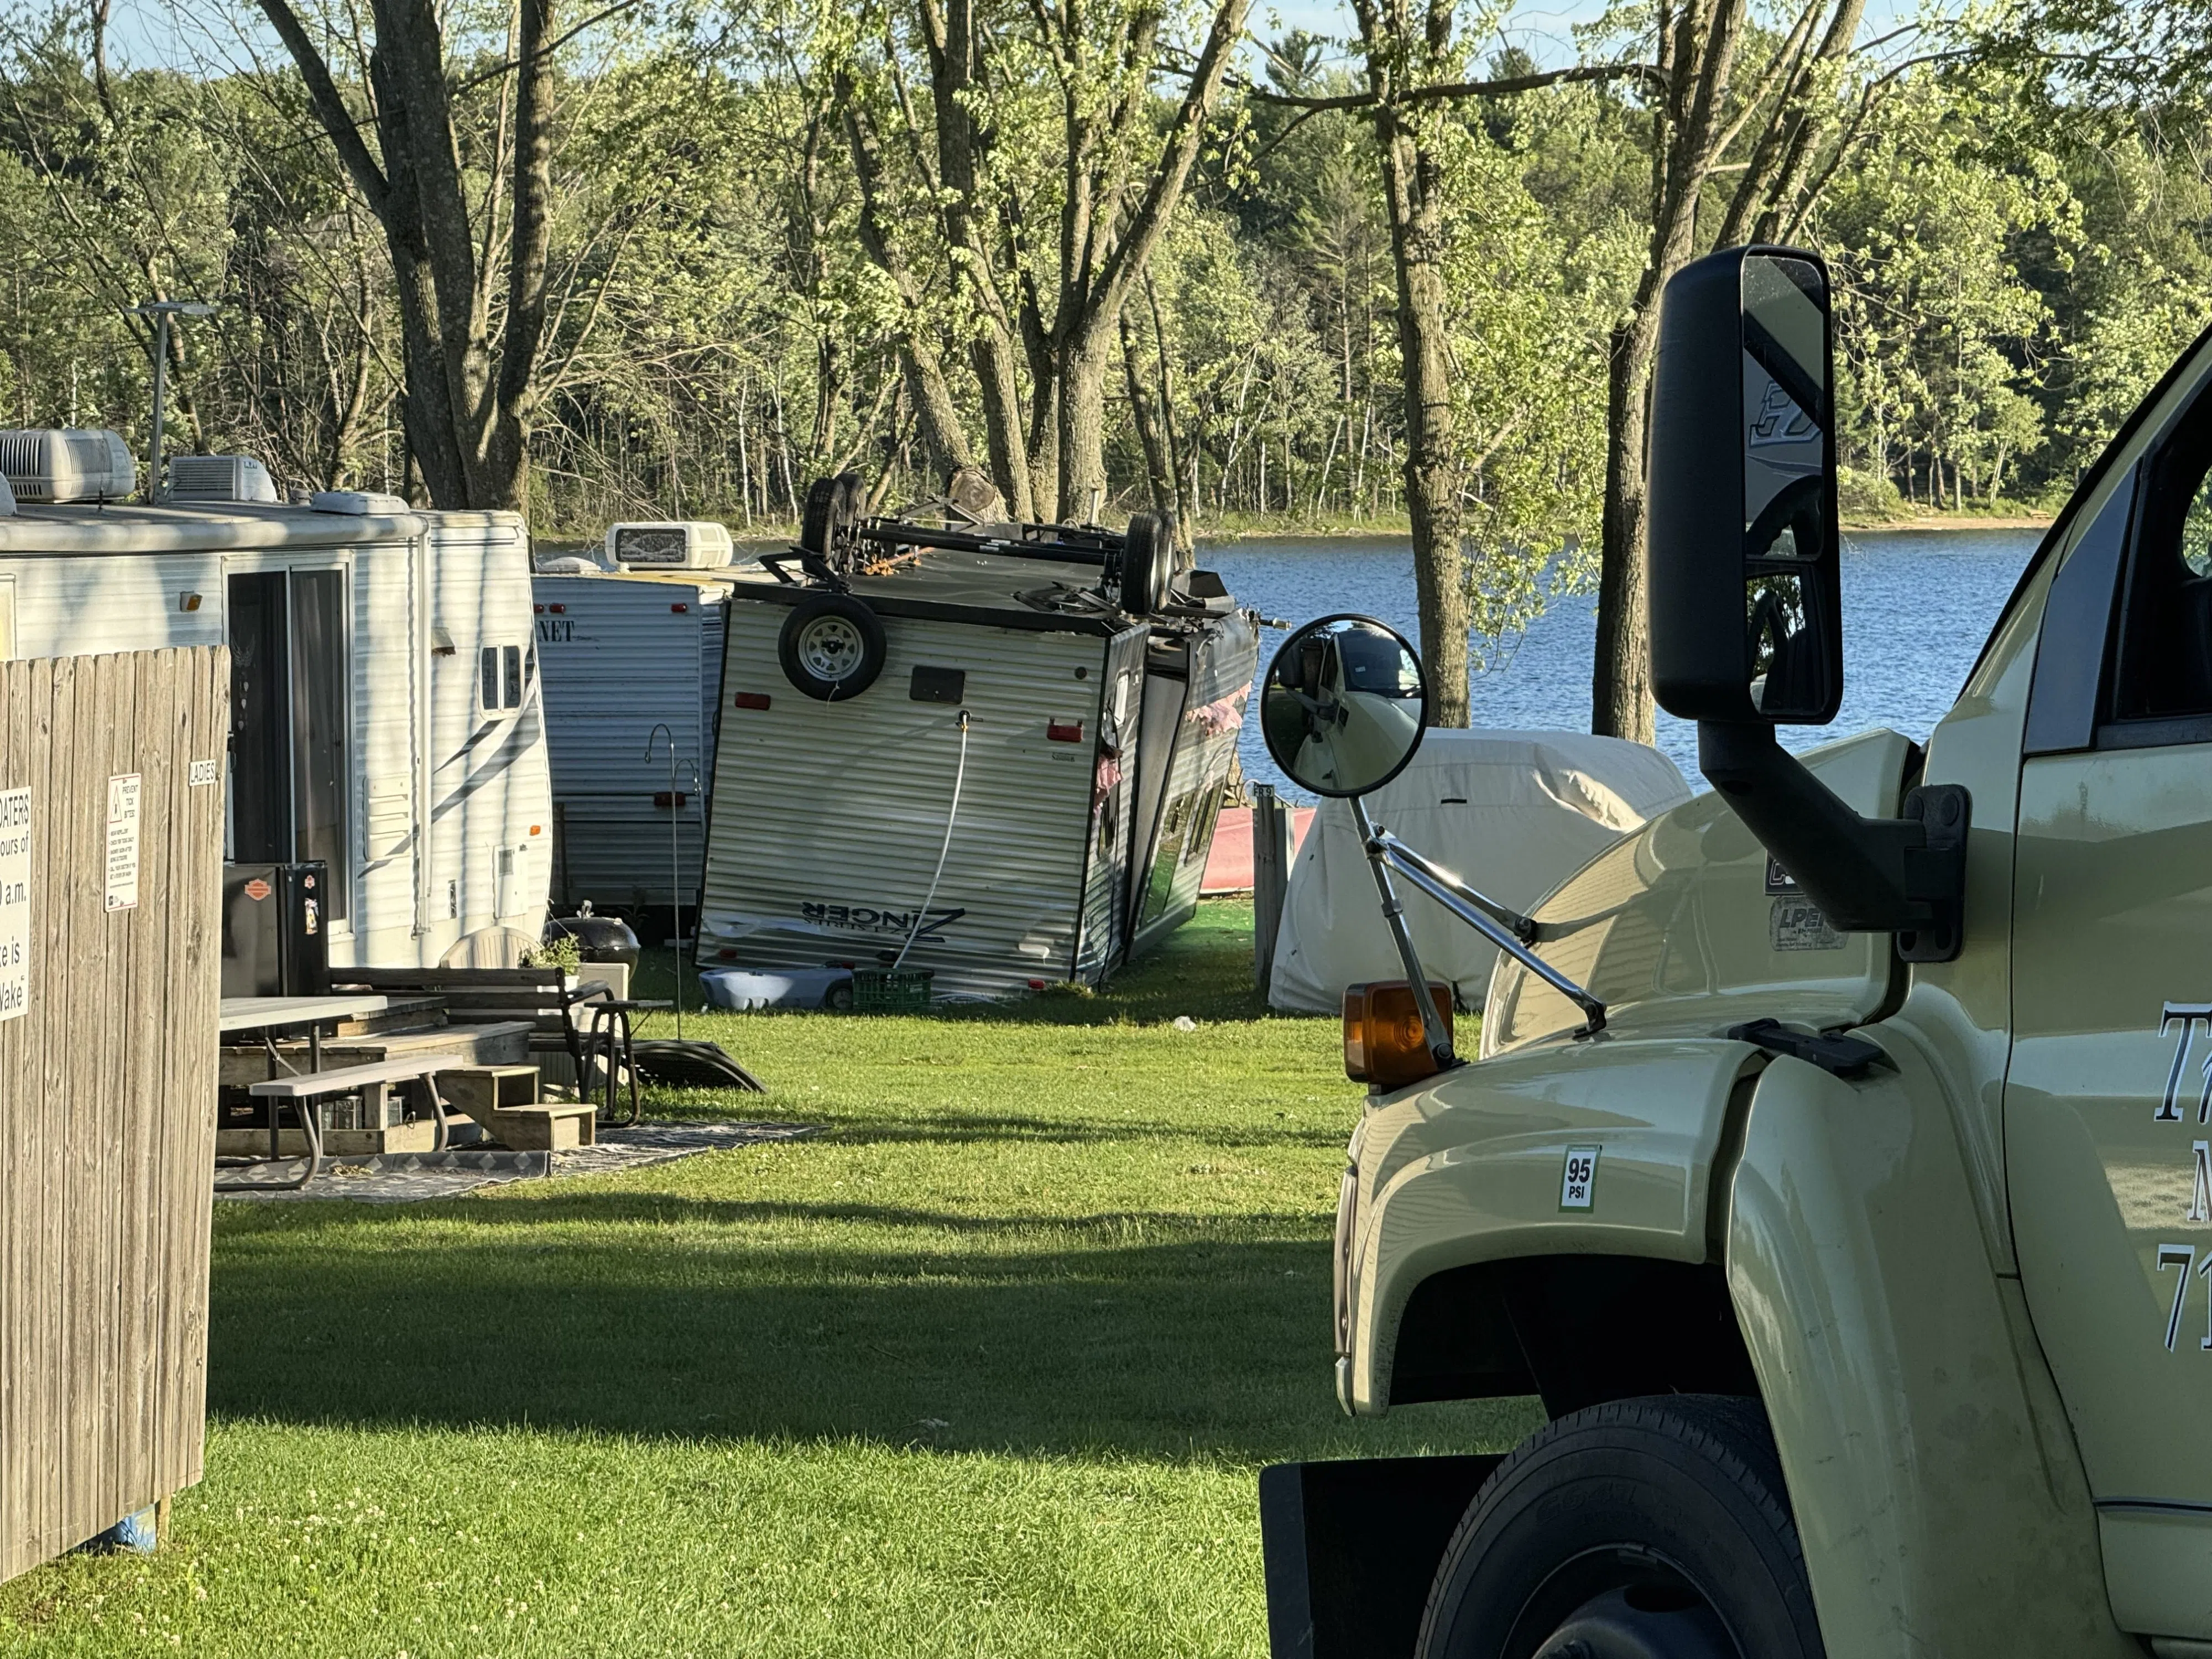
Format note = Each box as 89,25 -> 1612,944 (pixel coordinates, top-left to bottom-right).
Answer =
1843,514 -> 2052,533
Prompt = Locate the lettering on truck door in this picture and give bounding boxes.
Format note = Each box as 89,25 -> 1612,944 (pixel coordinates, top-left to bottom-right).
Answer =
2009,383 -> 2212,1528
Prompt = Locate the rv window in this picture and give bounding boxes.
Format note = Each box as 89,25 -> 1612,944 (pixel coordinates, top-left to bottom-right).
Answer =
504,645 -> 524,708
481,647 -> 501,714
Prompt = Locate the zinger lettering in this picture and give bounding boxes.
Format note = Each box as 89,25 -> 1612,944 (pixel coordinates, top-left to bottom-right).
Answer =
2158,1002 -> 2212,1121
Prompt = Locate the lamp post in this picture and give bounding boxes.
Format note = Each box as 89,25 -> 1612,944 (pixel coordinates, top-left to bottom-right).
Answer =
128,301 -> 215,504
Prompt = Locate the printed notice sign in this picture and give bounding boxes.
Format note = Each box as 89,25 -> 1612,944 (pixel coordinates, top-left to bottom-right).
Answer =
105,773 -> 140,913
0,786 -> 29,1023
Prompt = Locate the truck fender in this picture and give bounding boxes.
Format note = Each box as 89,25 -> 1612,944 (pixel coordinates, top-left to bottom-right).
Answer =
1726,1042 -> 2134,1658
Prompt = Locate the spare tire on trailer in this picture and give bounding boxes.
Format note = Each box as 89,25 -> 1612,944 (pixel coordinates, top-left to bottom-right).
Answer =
1119,511 -> 1176,616
799,471 -> 867,556
779,592 -> 888,701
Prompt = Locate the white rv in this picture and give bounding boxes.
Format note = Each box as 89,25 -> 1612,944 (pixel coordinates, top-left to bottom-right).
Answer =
0,469 -> 552,967
533,567 -> 733,916
693,501 -> 1259,998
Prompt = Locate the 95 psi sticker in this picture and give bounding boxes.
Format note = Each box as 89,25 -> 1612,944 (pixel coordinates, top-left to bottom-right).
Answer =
1559,1145 -> 1601,1211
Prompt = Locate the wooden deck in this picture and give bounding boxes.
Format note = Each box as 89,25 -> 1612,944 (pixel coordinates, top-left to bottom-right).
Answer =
0,648 -> 227,1583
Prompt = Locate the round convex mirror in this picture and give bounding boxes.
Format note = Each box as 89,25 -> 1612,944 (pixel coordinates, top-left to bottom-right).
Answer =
1259,614 -> 1428,797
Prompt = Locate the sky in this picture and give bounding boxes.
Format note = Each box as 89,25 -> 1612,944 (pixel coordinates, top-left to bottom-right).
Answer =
107,0 -> 1938,76
1247,0 -> 1931,74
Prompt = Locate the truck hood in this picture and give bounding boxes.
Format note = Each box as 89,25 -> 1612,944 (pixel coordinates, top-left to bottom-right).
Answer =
1481,728 -> 1912,1054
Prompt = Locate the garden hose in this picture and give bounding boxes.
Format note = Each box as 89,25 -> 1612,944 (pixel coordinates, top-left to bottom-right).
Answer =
892,709 -> 971,972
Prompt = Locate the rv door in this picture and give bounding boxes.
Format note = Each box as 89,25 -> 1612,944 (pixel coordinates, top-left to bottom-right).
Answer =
225,567 -> 352,922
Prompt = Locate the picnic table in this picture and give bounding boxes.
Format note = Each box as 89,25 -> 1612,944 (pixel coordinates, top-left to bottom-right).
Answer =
221,993 -> 393,1071
217,993 -> 399,1192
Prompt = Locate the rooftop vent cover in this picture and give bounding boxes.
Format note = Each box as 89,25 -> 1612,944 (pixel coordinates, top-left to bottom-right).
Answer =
168,453 -> 278,504
605,520 -> 734,570
0,429 -> 136,503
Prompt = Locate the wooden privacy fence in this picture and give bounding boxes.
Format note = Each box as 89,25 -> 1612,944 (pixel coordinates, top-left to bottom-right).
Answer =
0,647 -> 227,1583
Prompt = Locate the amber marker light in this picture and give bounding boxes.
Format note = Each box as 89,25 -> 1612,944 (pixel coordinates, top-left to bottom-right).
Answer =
1342,980 -> 1453,1089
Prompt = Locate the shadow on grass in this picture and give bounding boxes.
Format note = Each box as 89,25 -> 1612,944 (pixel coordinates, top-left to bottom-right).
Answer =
207,1199 -> 1528,1464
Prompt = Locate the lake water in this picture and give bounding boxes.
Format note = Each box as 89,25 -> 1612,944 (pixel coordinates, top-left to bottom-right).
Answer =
1203,526 -> 2046,797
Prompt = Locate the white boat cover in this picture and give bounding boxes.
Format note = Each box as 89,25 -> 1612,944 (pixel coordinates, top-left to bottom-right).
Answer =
1267,729 -> 1693,1014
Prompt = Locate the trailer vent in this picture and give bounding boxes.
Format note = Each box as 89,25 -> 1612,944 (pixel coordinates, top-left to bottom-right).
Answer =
168,453 -> 278,503
0,429 -> 135,503
605,520 -> 735,570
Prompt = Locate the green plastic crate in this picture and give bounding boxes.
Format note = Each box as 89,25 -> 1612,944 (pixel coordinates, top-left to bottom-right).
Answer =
852,968 -> 934,1013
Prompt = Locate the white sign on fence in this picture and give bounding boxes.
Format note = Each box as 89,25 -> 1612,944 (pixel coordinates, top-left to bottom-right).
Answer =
105,773 -> 140,913
0,786 -> 28,1023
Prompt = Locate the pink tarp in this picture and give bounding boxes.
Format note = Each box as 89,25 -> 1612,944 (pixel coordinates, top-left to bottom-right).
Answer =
1202,805 -> 1316,895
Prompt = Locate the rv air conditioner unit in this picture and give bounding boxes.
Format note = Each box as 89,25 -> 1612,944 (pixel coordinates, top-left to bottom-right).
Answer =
605,521 -> 735,570
168,453 -> 278,504
310,489 -> 410,515
0,429 -> 136,503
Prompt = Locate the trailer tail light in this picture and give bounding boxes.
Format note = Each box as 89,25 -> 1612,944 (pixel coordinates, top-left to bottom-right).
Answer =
1342,980 -> 1452,1089
734,692 -> 772,710
549,603 -> 565,614
1046,719 -> 1084,743
672,603 -> 688,613
653,791 -> 688,808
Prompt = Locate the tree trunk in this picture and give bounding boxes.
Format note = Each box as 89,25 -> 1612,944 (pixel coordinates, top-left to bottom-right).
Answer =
1590,0 -> 1749,740
1373,107 -> 1470,727
1121,310 -> 1178,530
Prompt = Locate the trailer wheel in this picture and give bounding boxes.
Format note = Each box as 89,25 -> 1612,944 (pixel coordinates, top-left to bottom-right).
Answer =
779,594 -> 886,701
1417,1395 -> 1823,1659
799,471 -> 865,556
1120,511 -> 1175,615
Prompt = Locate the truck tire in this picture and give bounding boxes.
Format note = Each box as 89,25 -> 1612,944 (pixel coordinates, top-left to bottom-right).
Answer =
1417,1395 -> 1823,1659
778,594 -> 887,701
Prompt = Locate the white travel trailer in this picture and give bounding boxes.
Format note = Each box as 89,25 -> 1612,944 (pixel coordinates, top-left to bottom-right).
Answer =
533,566 -> 733,915
693,498 -> 1258,998
0,473 -> 552,967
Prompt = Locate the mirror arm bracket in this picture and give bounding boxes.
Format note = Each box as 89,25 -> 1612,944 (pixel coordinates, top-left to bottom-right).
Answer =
1357,812 -> 1609,1039
1698,722 -> 1969,963
1371,832 -> 1541,943
1350,798 -> 1459,1068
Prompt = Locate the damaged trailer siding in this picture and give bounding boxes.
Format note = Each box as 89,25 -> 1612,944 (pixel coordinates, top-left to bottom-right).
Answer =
1128,611 -> 1260,956
698,602 -> 1146,998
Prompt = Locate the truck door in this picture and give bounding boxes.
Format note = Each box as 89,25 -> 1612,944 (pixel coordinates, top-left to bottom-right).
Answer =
2009,383 -> 2212,1531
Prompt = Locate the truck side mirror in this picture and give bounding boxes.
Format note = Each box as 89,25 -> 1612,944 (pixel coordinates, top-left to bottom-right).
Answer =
1645,244 -> 1970,963
1259,615 -> 1427,799
1650,246 -> 1843,727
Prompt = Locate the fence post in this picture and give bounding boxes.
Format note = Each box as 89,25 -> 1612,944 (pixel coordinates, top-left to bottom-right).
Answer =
1253,785 -> 1295,995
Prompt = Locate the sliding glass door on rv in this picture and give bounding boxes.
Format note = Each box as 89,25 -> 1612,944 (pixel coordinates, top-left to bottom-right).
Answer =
225,567 -> 351,923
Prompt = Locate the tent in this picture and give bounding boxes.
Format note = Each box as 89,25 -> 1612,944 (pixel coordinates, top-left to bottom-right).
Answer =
1266,730 -> 1693,1014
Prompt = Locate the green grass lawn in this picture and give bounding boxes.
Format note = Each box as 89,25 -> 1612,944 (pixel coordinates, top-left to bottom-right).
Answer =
0,901 -> 1537,1657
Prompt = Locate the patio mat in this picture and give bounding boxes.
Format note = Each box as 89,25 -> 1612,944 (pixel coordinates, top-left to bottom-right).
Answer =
215,1120 -> 817,1204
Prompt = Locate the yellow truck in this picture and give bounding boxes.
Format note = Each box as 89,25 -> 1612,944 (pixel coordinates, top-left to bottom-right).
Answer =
1257,246 -> 2212,1658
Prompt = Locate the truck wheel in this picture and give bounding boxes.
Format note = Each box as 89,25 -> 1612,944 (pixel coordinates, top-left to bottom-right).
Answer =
1417,1395 -> 1823,1659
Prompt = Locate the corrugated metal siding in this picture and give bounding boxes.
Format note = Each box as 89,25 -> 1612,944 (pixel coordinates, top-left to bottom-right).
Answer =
1072,625 -> 1151,976
533,572 -> 727,909
697,598 -> 1122,997
1128,612 -> 1260,958
0,508 -> 550,969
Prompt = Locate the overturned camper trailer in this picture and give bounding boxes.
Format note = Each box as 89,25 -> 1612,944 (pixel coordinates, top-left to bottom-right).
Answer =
533,523 -> 743,916
0,446 -> 551,967
695,491 -> 1259,998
